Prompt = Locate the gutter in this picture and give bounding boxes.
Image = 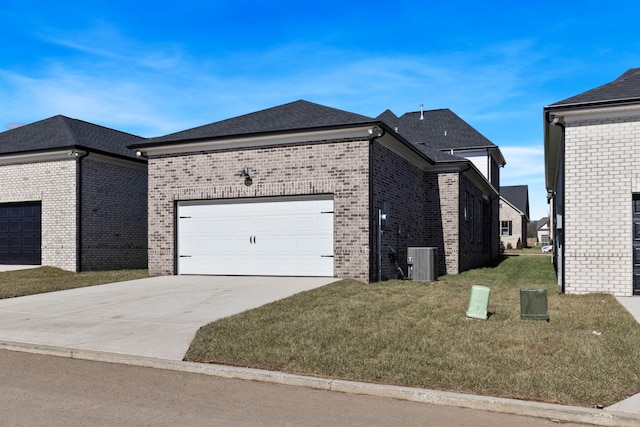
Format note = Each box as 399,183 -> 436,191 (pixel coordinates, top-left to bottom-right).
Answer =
0,145 -> 146,165
544,96 -> 640,112
129,121 -> 382,150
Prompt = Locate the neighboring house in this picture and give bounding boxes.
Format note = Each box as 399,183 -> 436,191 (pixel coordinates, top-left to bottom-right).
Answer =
0,115 -> 148,271
499,185 -> 530,248
537,217 -> 550,245
544,68 -> 640,295
131,100 -> 503,282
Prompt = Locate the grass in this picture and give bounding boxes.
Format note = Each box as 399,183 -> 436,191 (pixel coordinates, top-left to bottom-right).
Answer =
0,267 -> 148,299
185,255 -> 640,408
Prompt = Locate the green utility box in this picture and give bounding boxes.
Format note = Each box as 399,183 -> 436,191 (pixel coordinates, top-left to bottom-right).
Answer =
520,287 -> 549,321
466,285 -> 490,320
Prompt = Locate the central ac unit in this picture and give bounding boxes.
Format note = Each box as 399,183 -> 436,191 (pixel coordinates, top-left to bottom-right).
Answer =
407,247 -> 438,281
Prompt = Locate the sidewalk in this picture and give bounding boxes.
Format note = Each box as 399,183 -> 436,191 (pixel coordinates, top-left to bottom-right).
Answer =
606,297 -> 640,414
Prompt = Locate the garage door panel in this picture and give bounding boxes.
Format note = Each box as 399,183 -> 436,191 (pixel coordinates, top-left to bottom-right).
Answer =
0,202 -> 41,265
177,196 -> 333,276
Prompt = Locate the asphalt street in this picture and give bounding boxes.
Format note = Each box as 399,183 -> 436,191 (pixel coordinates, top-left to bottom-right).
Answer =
0,349 -> 588,426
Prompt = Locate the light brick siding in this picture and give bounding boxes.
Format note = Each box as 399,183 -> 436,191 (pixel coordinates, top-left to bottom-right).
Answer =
0,159 -> 78,270
81,156 -> 148,270
563,115 -> 640,296
147,139 -> 371,280
500,202 -> 525,248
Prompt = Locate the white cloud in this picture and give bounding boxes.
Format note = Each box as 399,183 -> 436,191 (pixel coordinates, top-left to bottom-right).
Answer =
500,145 -> 548,220
501,145 -> 544,179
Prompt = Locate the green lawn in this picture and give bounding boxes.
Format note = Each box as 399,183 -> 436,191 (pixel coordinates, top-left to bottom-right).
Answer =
0,267 -> 148,298
186,255 -> 640,408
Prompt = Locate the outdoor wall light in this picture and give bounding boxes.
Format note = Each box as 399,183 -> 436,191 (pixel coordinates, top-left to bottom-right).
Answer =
238,167 -> 253,186
238,167 -> 251,178
368,126 -> 383,137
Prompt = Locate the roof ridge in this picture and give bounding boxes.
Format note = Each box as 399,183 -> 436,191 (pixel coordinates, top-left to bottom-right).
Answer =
55,115 -> 81,146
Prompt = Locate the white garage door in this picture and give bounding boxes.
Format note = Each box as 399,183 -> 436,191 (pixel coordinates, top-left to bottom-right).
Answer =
177,196 -> 334,276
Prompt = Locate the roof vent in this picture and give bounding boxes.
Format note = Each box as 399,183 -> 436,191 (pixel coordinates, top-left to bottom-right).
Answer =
420,104 -> 424,120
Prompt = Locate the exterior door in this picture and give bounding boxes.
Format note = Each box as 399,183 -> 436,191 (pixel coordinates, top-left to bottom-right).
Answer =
633,195 -> 640,295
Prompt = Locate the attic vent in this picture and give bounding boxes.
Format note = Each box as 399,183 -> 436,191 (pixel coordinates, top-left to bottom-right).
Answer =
420,104 -> 424,120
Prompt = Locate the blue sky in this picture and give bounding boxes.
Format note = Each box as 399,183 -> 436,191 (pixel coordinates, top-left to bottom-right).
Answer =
2,0 -> 639,220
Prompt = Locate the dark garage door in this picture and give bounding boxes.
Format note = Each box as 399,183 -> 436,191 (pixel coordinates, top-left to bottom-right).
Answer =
0,202 -> 41,265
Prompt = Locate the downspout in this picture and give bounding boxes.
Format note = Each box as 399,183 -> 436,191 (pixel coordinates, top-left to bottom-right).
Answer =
459,163 -> 473,271
72,150 -> 90,272
550,116 -> 566,293
367,126 -> 385,282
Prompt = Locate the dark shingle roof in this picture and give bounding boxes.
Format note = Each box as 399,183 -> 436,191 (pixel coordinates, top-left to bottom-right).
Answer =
146,100 -> 376,144
378,108 -> 496,150
377,108 -> 495,163
549,68 -> 640,107
537,216 -> 549,230
0,115 -> 143,159
501,185 -> 529,217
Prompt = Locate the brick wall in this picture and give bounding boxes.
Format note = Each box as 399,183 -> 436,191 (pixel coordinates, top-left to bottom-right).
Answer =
0,159 -> 78,270
458,174 -> 492,272
563,115 -> 640,296
370,142 -> 428,280
81,156 -> 148,270
147,139 -> 371,280
499,201 -> 524,248
370,143 -> 494,278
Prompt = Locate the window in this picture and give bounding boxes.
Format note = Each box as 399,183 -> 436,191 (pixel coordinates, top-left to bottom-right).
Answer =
465,192 -> 473,222
501,220 -> 512,236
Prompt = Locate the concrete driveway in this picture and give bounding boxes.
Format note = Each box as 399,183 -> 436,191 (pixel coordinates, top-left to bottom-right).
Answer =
0,275 -> 335,360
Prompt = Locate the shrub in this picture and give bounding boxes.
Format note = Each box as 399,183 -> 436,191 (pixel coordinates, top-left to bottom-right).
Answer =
516,238 -> 522,249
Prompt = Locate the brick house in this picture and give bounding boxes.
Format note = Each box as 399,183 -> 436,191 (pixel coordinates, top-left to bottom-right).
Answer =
0,115 -> 148,271
132,100 -> 501,281
499,185 -> 530,249
544,68 -> 640,295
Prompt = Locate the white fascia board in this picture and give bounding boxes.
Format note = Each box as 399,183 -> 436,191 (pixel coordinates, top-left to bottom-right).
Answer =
141,126 -> 375,157
560,103 -> 640,124
0,149 -> 86,166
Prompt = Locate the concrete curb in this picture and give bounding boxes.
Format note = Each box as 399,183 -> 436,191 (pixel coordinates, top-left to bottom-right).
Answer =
1,340 -> 639,427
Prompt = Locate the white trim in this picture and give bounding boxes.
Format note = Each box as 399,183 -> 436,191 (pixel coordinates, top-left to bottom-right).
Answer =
141,127 -> 374,157
560,103 -> 640,124
0,150 -> 83,166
